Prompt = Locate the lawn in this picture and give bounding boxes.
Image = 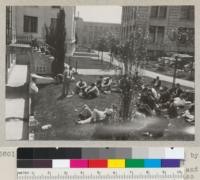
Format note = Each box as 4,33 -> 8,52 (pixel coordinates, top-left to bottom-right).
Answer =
33,74 -> 194,141
65,56 -> 116,70
144,61 -> 194,81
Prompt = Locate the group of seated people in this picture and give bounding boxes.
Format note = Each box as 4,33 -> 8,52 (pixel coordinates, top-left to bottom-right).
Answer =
75,76 -> 113,99
136,76 -> 194,122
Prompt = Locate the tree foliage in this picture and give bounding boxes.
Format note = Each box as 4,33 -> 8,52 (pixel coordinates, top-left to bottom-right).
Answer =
45,8 -> 66,75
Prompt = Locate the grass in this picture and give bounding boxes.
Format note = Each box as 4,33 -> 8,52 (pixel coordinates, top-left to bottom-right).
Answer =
144,61 -> 194,82
33,73 -> 194,141
66,57 -> 115,70
34,74 -> 121,140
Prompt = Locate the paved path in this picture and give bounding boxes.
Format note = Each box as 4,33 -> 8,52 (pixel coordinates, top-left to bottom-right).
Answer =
93,51 -> 194,89
5,65 -> 29,140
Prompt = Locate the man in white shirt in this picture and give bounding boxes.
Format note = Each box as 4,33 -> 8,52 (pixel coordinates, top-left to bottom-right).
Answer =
62,66 -> 73,97
30,77 -> 38,115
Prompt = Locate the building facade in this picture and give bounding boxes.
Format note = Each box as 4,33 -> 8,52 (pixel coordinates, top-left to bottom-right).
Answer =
76,17 -> 121,49
6,6 -> 17,83
14,6 -> 76,57
121,6 -> 194,59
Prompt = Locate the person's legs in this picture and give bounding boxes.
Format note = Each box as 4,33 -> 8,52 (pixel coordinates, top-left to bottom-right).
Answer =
88,91 -> 97,99
77,117 -> 93,124
30,94 -> 35,115
65,80 -> 70,96
62,82 -> 66,96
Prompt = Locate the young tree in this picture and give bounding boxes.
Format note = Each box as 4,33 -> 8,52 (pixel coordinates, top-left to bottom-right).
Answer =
107,34 -> 120,67
96,37 -> 108,64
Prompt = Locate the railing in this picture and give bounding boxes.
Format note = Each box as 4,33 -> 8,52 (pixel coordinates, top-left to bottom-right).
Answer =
16,35 -> 34,44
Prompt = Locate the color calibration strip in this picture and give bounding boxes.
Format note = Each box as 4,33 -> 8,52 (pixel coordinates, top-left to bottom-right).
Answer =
17,147 -> 184,169
17,159 -> 181,168
17,147 -> 184,159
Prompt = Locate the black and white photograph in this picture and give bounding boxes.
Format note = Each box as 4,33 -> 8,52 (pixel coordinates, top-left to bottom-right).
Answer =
5,5 -> 195,140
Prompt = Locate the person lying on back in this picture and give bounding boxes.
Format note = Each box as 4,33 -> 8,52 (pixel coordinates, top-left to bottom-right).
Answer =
76,104 -> 114,124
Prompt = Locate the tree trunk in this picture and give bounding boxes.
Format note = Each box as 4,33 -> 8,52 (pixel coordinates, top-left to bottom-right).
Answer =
124,59 -> 129,75
109,52 -> 112,68
101,51 -> 103,64
98,51 -> 100,60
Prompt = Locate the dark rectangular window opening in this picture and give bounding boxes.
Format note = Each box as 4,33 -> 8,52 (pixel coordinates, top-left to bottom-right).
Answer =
23,15 -> 38,33
150,6 -> 159,18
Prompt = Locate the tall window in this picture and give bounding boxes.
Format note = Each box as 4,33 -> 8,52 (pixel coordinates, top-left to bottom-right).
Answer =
149,26 -> 165,43
23,15 -> 38,33
150,6 -> 167,19
157,26 -> 165,43
180,6 -> 194,20
149,26 -> 156,42
158,6 -> 167,18
150,6 -> 159,18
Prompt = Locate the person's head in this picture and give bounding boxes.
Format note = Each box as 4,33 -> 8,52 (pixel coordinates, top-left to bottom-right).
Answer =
156,76 -> 159,80
105,108 -> 114,116
64,64 -> 69,70
180,93 -> 185,99
69,66 -> 73,70
91,83 -> 96,87
31,77 -> 37,83
176,83 -> 180,88
111,104 -> 117,110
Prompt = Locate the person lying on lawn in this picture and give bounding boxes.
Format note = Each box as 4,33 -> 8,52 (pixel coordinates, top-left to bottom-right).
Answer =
80,83 -> 100,99
101,76 -> 112,94
75,79 -> 87,94
76,104 -> 114,124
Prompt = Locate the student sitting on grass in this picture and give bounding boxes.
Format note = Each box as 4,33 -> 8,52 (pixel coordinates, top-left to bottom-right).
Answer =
76,104 -> 115,124
80,83 -> 100,99
75,79 -> 87,94
96,76 -> 103,92
101,76 -> 112,94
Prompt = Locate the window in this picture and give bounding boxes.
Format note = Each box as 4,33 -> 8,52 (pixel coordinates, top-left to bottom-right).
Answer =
177,27 -> 194,44
149,26 -> 165,43
158,6 -> 167,18
149,26 -> 156,42
157,26 -> 165,43
150,6 -> 159,18
150,6 -> 167,19
23,15 -> 38,33
180,6 -> 194,20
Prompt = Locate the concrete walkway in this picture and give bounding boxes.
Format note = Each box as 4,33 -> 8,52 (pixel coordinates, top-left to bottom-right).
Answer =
5,65 -> 29,140
94,51 -> 194,89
